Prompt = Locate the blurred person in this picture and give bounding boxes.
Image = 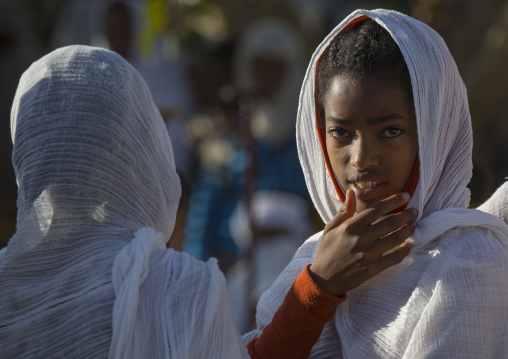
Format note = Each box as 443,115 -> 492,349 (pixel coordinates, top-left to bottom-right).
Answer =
0,45 -> 247,358
246,9 -> 508,358
182,40 -> 245,271
183,18 -> 310,274
233,17 -> 303,144
227,191 -> 313,332
225,17 -> 314,332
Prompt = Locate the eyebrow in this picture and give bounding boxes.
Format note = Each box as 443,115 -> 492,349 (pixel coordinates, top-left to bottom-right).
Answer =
326,113 -> 405,125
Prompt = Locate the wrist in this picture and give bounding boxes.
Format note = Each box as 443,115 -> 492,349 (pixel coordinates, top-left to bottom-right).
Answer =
308,263 -> 346,298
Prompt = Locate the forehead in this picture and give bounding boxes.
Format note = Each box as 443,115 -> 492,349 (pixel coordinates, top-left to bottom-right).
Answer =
324,75 -> 415,122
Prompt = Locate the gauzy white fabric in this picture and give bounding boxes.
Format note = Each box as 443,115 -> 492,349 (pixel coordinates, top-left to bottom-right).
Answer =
255,9 -> 508,358
0,45 -> 247,358
479,181 -> 508,224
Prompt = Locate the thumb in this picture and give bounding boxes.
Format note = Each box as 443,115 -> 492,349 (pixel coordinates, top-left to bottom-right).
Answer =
324,189 -> 356,233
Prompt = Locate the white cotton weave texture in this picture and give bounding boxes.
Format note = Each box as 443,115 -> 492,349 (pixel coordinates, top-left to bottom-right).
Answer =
255,9 -> 508,358
479,182 -> 508,224
0,45 -> 247,358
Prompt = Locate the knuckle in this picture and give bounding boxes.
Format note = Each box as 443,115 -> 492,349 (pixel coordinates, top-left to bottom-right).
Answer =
341,222 -> 355,236
347,236 -> 362,252
354,251 -> 366,261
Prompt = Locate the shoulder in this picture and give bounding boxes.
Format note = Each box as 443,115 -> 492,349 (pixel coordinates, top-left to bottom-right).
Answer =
418,226 -> 508,297
436,225 -> 508,265
147,250 -> 248,358
149,248 -> 226,294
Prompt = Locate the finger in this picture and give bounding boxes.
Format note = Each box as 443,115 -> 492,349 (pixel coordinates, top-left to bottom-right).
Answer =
353,192 -> 411,226
364,207 -> 418,243
370,220 -> 416,257
372,241 -> 412,273
324,189 -> 356,234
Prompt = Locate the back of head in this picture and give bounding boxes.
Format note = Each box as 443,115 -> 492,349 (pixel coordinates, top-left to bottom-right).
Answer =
10,45 -> 180,249
1,45 -> 181,357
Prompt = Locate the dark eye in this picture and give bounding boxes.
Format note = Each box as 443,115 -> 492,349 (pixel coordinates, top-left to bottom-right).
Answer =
328,128 -> 351,140
380,128 -> 403,138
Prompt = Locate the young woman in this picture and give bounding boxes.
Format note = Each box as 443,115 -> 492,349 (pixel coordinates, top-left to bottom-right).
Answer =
250,9 -> 508,358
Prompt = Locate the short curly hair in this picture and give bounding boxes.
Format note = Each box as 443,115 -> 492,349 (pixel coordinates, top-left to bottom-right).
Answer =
317,18 -> 413,125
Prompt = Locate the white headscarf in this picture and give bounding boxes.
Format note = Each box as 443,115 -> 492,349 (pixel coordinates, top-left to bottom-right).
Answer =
1,45 -> 247,358
255,9 -> 508,358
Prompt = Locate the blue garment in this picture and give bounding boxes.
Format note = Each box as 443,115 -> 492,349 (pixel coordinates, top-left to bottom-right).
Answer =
183,136 -> 308,262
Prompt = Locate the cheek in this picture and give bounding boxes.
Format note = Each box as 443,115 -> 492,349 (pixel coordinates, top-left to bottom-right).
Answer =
325,140 -> 350,177
389,139 -> 418,183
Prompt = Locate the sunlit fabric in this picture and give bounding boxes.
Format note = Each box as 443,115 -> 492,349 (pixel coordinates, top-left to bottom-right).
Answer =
255,9 -> 508,358
0,45 -> 247,358
479,181 -> 508,224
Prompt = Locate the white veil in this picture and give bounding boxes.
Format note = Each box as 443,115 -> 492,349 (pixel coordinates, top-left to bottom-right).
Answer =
255,9 -> 508,358
1,45 -> 246,358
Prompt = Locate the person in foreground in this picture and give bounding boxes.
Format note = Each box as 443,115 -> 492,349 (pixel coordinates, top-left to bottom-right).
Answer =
0,45 -> 251,358
249,9 -> 508,358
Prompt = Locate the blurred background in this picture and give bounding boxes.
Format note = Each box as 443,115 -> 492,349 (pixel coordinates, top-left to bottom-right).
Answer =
1,0 -> 507,331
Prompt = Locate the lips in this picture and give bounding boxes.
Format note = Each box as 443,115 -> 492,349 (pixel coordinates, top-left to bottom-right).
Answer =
347,174 -> 386,201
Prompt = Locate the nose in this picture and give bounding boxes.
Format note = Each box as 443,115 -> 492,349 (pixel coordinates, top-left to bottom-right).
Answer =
350,136 -> 379,170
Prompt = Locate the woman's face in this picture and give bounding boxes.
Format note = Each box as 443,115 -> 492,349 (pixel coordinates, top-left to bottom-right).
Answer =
324,75 -> 418,213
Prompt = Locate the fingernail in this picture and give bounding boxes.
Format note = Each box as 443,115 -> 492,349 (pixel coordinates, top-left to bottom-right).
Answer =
400,241 -> 412,250
401,192 -> 410,200
412,208 -> 418,216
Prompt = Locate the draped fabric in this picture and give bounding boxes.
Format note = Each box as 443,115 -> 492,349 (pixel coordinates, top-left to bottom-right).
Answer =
479,182 -> 508,224
0,45 -> 247,358
255,9 -> 508,358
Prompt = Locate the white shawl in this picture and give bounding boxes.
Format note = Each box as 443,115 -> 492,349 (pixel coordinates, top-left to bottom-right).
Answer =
479,182 -> 508,224
255,9 -> 508,358
0,45 -> 247,358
